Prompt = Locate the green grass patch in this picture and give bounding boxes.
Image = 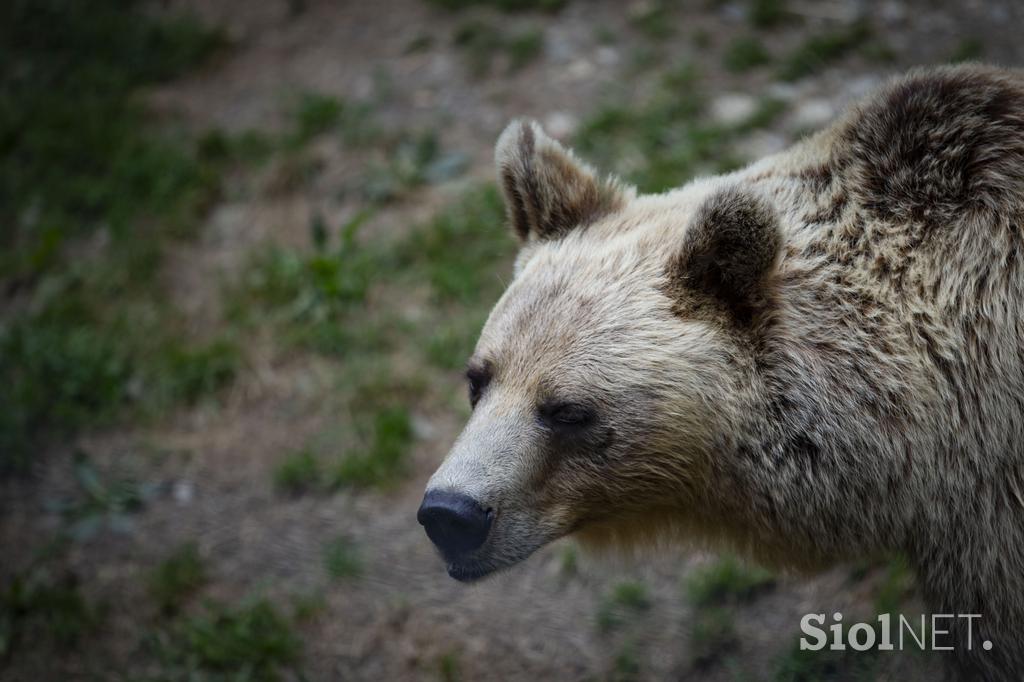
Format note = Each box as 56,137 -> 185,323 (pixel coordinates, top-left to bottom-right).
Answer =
426,0 -> 565,12
724,36 -> 772,72
332,406 -> 414,489
873,557 -> 915,615
950,38 -> 984,63
777,20 -> 872,81
0,0 -> 225,281
684,555 -> 775,608
273,449 -> 323,496
398,185 -> 513,305
0,1 -> 246,472
772,625 -> 882,682
690,607 -> 739,668
597,581 -> 651,633
323,536 -> 363,580
576,64 -> 748,192
153,598 -> 301,681
149,543 -> 207,614
631,1 -> 675,40
0,569 -> 101,655
452,21 -> 545,77
749,0 -> 791,29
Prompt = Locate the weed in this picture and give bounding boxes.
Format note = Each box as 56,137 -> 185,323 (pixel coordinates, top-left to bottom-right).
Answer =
323,536 -> 363,580
437,649 -> 462,682
332,406 -> 414,489
427,0 -> 565,12
0,569 -> 100,655
597,581 -> 651,633
685,555 -> 775,608
290,591 -> 326,622
690,607 -> 739,668
155,598 -> 301,681
149,543 -> 207,614
749,0 -> 790,29
576,64 -> 749,192
724,36 -> 772,72
631,2 -> 674,40
778,20 -> 872,81
452,22 -> 545,76
507,29 -> 545,71
399,185 -> 513,305
290,92 -> 343,146
950,38 -> 984,63
273,449 -> 323,496
558,544 -> 579,579
873,557 -> 915,615
56,452 -> 155,539
610,641 -> 642,681
0,0 -> 224,281
772,626 -> 882,682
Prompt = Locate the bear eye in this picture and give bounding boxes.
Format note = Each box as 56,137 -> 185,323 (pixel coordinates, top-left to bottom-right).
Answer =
539,401 -> 595,429
466,365 -> 491,409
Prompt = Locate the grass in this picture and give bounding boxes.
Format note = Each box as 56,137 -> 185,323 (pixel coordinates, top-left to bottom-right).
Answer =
749,0 -> 790,28
684,555 -> 775,608
452,21 -> 545,77
631,1 -> 674,41
55,452 -> 155,540
872,558 -> 915,615
426,0 -> 565,11
149,543 -> 207,614
437,650 -> 462,682
950,38 -> 984,63
332,406 -> 414,489
0,569 -> 101,655
273,449 -> 323,496
154,598 -> 301,681
724,36 -> 772,72
597,581 -> 651,633
575,64 -> 744,192
778,20 -> 873,81
0,0 -> 244,472
323,536 -> 363,580
690,607 -> 739,668
398,185 -> 512,305
0,0 -> 224,281
772,626 -> 882,682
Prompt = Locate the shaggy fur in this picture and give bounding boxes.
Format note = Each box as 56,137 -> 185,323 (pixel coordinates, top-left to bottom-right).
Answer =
422,64 -> 1024,680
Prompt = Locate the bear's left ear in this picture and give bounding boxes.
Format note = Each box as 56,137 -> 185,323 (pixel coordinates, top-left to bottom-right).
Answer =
496,120 -> 633,243
668,187 -> 780,323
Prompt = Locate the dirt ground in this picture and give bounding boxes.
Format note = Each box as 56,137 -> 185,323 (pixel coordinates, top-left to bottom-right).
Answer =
4,1 -> 1024,680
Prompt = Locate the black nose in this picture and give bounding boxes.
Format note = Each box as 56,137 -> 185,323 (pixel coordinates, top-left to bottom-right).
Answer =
417,490 -> 492,557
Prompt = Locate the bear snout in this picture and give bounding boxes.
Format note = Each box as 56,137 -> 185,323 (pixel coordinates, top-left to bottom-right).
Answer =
417,489 -> 494,560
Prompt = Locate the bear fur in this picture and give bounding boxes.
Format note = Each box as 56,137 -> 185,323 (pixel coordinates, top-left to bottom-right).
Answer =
421,64 -> 1024,680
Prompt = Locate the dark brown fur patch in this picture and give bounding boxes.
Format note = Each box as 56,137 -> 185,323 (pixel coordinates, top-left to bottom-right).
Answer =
666,187 -> 781,325
843,65 -> 1024,228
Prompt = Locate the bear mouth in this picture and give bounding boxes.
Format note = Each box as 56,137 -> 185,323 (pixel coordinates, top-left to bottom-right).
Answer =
446,560 -> 497,582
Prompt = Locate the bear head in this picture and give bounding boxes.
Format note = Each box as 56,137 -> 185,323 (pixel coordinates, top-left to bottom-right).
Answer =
418,120 -> 781,581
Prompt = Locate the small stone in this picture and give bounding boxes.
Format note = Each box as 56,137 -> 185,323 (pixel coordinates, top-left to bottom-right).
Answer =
173,480 -> 195,505
791,98 -> 836,131
544,111 -> 578,139
710,93 -> 758,126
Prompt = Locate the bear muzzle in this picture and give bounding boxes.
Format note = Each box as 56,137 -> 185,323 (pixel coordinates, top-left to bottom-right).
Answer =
417,489 -> 494,567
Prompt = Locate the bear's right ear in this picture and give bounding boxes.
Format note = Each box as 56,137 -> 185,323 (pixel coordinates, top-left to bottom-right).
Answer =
668,187 -> 780,323
495,120 -> 632,243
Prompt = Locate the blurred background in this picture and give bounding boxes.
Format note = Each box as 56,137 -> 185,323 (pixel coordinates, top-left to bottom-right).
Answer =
2,0 -> 1022,680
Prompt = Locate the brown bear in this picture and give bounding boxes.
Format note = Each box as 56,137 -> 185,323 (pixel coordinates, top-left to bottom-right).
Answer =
417,64 -> 1024,680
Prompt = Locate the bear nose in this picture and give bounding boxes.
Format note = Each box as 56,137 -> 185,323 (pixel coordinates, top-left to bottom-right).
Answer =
417,490 -> 492,557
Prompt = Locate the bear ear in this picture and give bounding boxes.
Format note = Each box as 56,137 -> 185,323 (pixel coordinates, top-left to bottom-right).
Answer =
668,188 -> 780,323
495,120 -> 632,243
